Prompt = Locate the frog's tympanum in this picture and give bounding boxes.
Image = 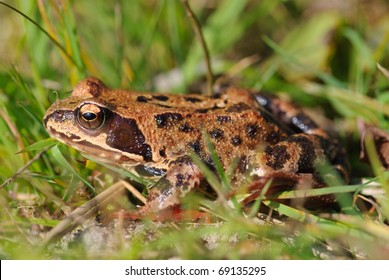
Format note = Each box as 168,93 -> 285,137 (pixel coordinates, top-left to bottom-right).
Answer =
44,77 -> 348,217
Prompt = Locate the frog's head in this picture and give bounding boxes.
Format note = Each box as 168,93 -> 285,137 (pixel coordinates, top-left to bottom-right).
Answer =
43,77 -> 153,163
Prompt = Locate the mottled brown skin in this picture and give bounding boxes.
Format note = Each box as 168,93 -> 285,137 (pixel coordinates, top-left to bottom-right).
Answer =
44,77 -> 347,215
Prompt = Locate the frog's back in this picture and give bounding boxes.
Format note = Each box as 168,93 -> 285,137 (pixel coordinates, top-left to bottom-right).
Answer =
135,91 -> 288,166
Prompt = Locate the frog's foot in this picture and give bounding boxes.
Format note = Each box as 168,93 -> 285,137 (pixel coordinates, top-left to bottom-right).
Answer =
118,156 -> 207,221
138,156 -> 203,210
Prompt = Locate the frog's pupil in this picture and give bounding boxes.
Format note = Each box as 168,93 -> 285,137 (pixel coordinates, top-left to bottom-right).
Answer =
83,112 -> 97,121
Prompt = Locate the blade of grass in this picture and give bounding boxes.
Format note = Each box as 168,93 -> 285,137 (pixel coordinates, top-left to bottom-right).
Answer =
62,175 -> 78,202
268,184 -> 366,200
264,200 -> 373,240
263,36 -> 347,88
190,153 -> 224,202
0,1 -> 78,68
17,138 -> 56,153
0,147 -> 49,189
302,82 -> 389,118
202,131 -> 230,192
50,145 -> 94,192
136,0 -> 165,86
93,159 -> 154,187
181,0 -> 213,94
8,65 -> 46,115
182,0 -> 250,85
62,3 -> 86,78
247,179 -> 272,218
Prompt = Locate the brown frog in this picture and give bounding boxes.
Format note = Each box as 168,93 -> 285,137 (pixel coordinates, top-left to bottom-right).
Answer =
43,77 -> 348,216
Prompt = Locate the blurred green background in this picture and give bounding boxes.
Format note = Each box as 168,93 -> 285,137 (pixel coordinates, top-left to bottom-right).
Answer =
0,0 -> 389,259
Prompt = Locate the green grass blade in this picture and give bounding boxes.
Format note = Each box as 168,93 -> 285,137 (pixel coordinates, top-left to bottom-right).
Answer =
17,138 -> 56,153
264,201 -> 372,240
50,145 -> 94,192
202,131 -> 230,192
0,1 -> 78,68
269,184 -> 366,200
96,160 -> 154,186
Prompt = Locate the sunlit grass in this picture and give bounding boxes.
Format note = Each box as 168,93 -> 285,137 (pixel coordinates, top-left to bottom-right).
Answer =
0,0 -> 389,259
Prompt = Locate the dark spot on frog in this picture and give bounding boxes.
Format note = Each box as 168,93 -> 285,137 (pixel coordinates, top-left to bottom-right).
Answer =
189,140 -> 201,155
153,95 -> 169,101
286,135 -> 316,172
264,130 -> 283,145
135,165 -> 167,177
231,136 -> 242,146
179,123 -> 193,133
136,96 -> 149,103
175,173 -> 185,187
246,124 -> 260,139
216,115 -> 232,124
154,113 -> 184,128
169,155 -> 192,166
106,115 -> 153,161
209,129 -> 224,140
159,149 -> 166,157
174,173 -> 195,191
226,102 -> 251,113
211,93 -> 221,99
265,144 -> 291,170
86,79 -> 105,97
184,97 -> 202,103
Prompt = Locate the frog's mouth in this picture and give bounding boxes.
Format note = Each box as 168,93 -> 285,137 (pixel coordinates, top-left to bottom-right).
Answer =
44,110 -> 147,163
48,129 -> 147,164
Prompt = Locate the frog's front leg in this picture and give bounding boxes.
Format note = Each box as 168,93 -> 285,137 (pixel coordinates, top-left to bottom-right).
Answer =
138,156 -> 203,216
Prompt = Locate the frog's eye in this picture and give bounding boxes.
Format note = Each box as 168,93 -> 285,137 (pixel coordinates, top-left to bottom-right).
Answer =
77,103 -> 105,129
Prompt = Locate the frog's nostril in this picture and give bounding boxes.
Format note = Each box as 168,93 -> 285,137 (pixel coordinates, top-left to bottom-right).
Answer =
54,110 -> 64,118
44,110 -> 72,125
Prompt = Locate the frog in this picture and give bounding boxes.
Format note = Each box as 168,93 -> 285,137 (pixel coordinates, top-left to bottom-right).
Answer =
43,77 -> 348,218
